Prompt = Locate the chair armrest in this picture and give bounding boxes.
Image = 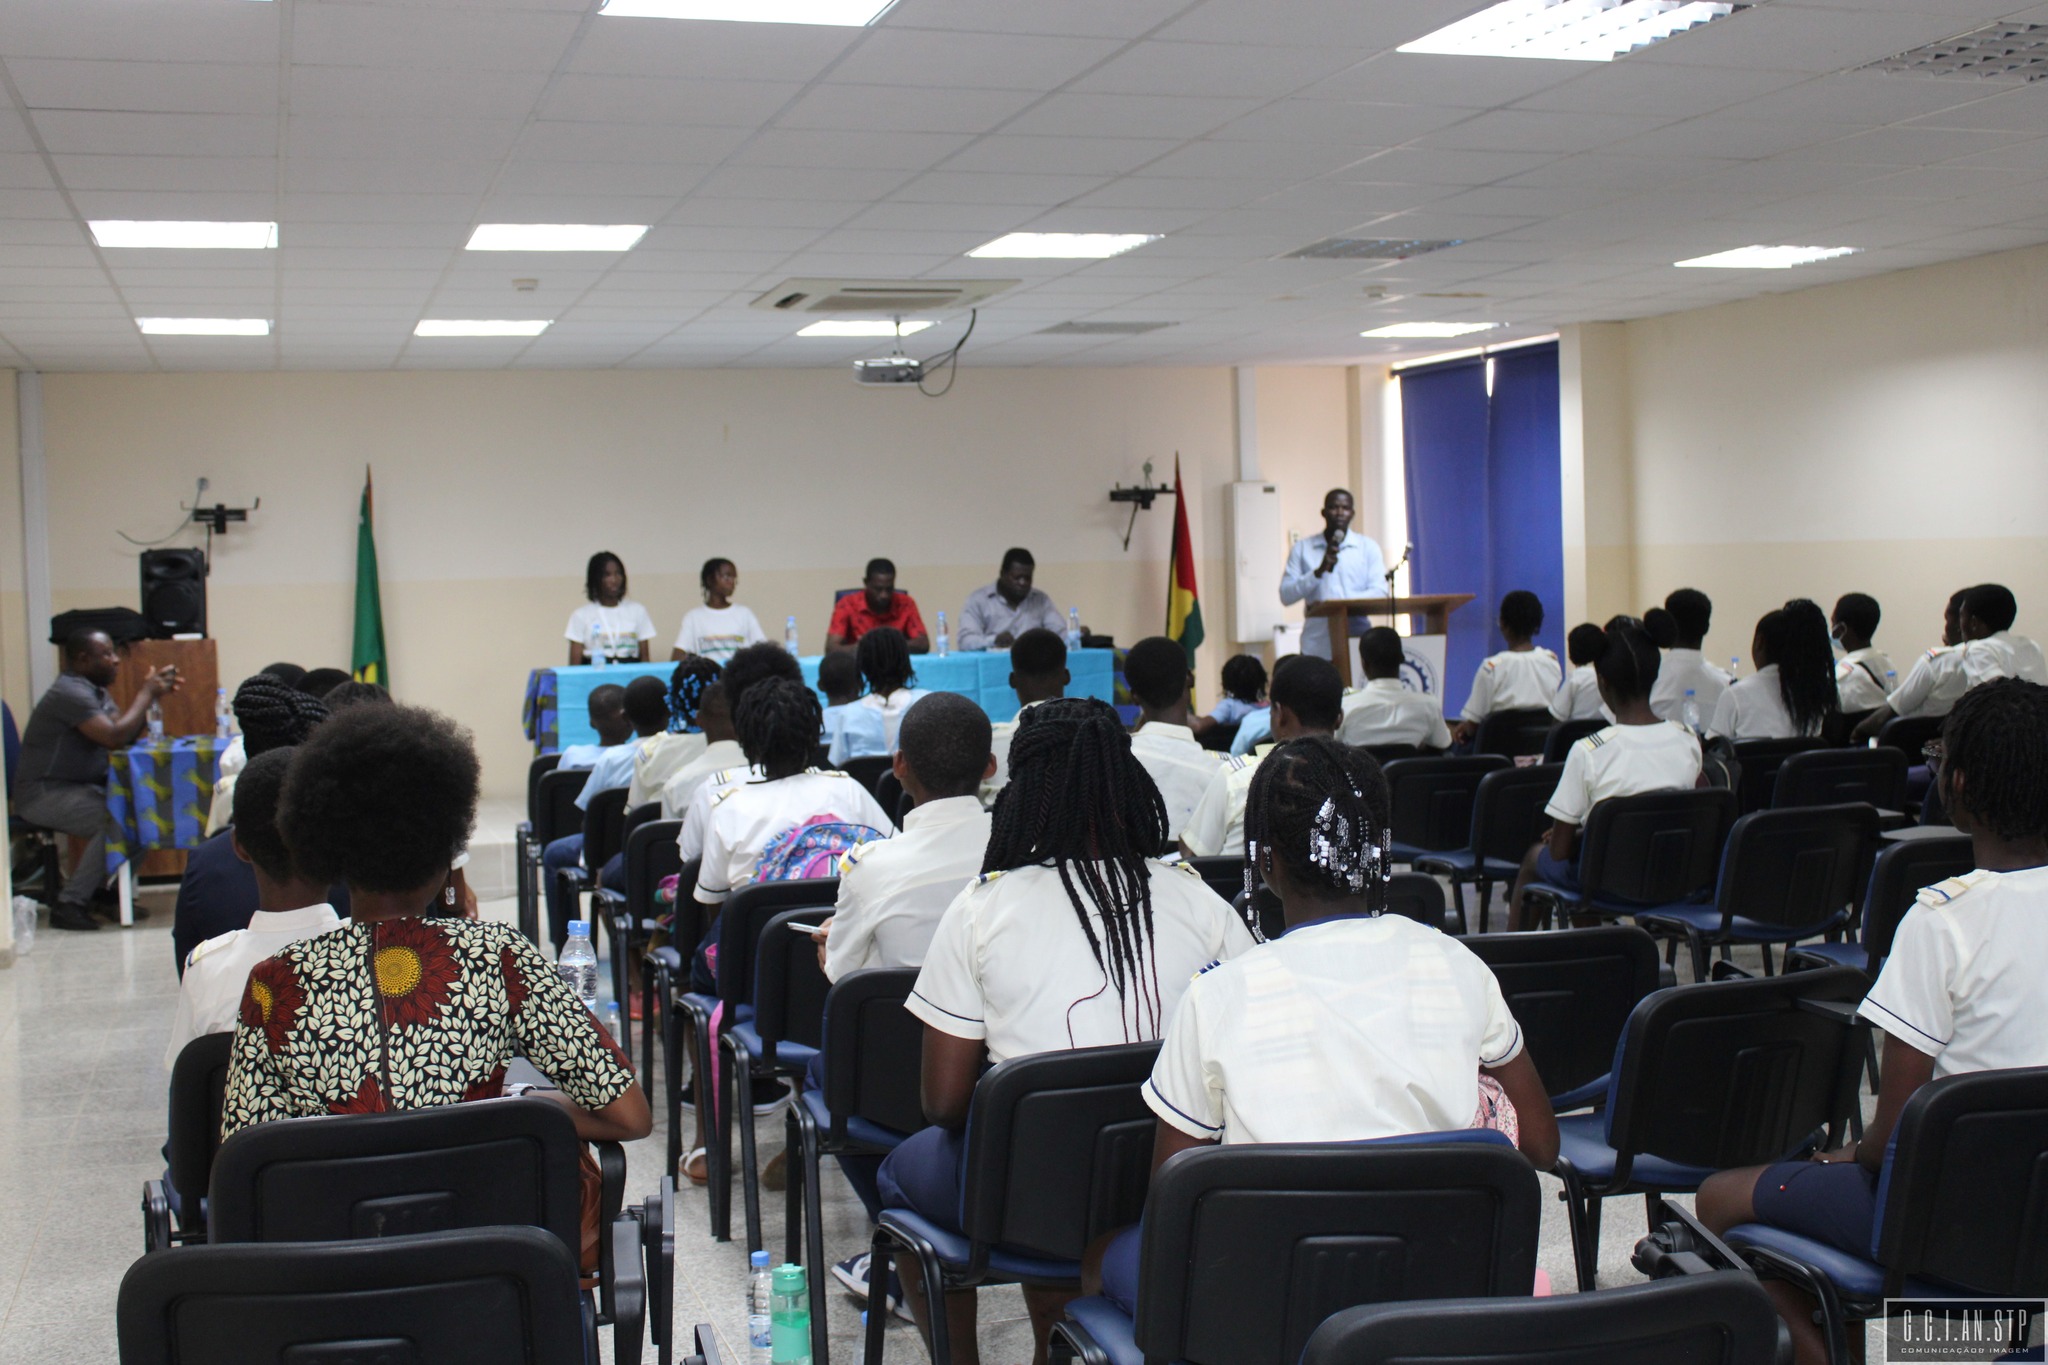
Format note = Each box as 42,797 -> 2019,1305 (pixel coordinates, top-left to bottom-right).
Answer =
594,1139 -> 627,1319
1049,1317 -> 1114,1365
1794,998 -> 1860,1028
691,1322 -> 725,1365
647,945 -> 682,974
643,1178 -> 676,1353
1710,960 -> 1755,981
1630,1201 -> 1757,1280
142,1180 -> 172,1254
1409,854 -> 1459,876
608,1212 -> 646,1365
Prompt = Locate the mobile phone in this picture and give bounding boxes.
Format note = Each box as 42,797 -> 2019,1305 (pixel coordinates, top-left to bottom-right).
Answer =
784,921 -> 827,935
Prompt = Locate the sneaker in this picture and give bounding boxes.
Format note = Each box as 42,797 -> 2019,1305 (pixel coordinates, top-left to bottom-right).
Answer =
50,902 -> 99,932
830,1253 -> 872,1301
674,1076 -> 792,1118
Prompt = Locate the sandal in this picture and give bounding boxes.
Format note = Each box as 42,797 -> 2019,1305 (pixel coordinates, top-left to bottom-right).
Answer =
683,1146 -> 708,1187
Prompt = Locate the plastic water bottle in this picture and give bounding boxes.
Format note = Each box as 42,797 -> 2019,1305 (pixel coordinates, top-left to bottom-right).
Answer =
748,1250 -> 774,1365
146,700 -> 164,743
934,610 -> 950,657
603,1000 -> 624,1048
557,921 -> 598,1012
1730,656 -> 1741,677
1065,607 -> 1083,650
784,615 -> 800,655
771,1263 -> 811,1365
1680,688 -> 1700,734
589,621 -> 607,668
214,686 -> 232,740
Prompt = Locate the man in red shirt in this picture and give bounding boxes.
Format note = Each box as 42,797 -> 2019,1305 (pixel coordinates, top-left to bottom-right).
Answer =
825,558 -> 930,655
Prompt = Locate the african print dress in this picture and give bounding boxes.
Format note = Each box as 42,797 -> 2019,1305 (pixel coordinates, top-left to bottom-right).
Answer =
222,916 -> 634,1138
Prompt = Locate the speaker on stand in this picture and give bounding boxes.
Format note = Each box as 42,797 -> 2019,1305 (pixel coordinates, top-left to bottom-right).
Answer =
140,548 -> 208,637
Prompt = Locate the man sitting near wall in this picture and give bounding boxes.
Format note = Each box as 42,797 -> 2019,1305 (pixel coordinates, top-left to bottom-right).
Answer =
957,548 -> 1064,652
825,558 -> 930,655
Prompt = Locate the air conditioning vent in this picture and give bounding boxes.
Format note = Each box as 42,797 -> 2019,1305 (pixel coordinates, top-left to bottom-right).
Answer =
1038,321 -> 1175,336
1282,237 -> 1464,260
751,278 -> 1018,314
1867,22 -> 2048,81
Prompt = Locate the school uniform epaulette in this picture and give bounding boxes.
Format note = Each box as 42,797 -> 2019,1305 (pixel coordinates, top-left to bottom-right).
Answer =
1915,870 -> 1992,908
184,932 -> 235,969
1482,659 -> 1498,672
974,869 -> 1008,886
1194,957 -> 1224,977
708,783 -> 742,807
1160,858 -> 1203,879
1225,754 -> 1252,773
1579,730 -> 1610,751
839,840 -> 877,868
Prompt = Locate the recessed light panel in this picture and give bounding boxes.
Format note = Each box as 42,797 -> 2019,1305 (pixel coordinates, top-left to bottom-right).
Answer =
137,317 -> 271,336
1674,245 -> 1859,269
967,233 -> 1161,259
796,319 -> 935,337
1362,322 -> 1499,338
1400,0 -> 1741,62
599,0 -> 897,22
414,320 -> 553,337
464,224 -> 648,252
92,221 -> 277,250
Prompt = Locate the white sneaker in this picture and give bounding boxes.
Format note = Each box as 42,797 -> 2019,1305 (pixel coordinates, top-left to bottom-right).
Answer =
831,1253 -> 871,1300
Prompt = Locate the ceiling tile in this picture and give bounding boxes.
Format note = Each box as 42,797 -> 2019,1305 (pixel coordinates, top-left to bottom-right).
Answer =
1073,42 -> 1362,98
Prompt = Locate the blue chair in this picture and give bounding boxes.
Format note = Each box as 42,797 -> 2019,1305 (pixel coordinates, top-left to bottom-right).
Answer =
1465,925 -> 1662,1112
1412,763 -> 1561,933
1519,786 -> 1737,932
1381,755 -> 1510,867
1786,832 -> 1971,980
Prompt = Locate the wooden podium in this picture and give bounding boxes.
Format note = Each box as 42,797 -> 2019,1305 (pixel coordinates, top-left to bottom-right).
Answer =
1306,594 -> 1474,687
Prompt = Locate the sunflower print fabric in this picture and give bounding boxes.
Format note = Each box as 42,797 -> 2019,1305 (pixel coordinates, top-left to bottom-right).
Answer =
222,916 -> 635,1140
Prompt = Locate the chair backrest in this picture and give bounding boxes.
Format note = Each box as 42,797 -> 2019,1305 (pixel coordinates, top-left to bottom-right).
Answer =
1877,1065 -> 2048,1296
524,751 -> 562,825
623,817 -> 683,925
1605,967 -> 1868,1170
873,770 -> 907,829
531,767 -> 588,847
1185,855 -> 1245,904
960,1042 -> 1160,1263
1465,926 -> 1662,1106
1360,743 -> 1422,764
717,879 -> 841,1011
1383,873 -> 1449,932
580,784 -> 633,872
1542,718 -> 1606,764
165,1031 -> 236,1215
1772,746 -> 1908,813
208,1101 -> 584,1252
1383,755 -> 1511,854
1199,720 -> 1240,754
1578,787 -> 1739,907
839,754 -> 892,798
116,1226 -> 585,1365
1874,712 -> 1942,758
1300,1274 -> 1786,1365
1859,834 -> 1973,975
1134,1141 -> 1541,1365
1710,803 -> 1878,935
1473,707 -> 1553,760
2,700 -> 20,802
753,908 -> 832,1062
1731,738 -> 1830,814
1470,763 -> 1564,865
820,967 -> 926,1140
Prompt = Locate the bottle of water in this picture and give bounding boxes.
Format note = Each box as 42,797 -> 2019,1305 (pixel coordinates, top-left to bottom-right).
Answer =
557,921 -> 598,1012
770,1263 -> 811,1365
1065,607 -> 1083,650
146,700 -> 164,743
603,1000 -> 623,1047
934,610 -> 950,657
589,621 -> 607,668
784,615 -> 800,655
748,1250 -> 774,1365
214,686 -> 233,740
1680,688 -> 1700,734
1729,656 -> 1741,677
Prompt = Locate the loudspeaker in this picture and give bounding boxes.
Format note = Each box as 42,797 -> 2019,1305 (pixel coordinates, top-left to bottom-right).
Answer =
140,548 -> 208,637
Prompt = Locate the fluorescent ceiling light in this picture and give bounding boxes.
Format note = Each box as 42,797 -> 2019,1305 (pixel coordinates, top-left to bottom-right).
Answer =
599,0 -> 897,23
796,319 -> 935,338
1674,244 -> 1860,269
91,220 -> 277,250
464,224 -> 648,252
968,232 -> 1161,259
1362,322 -> 1499,339
1400,0 -> 1739,62
137,317 -> 271,336
414,319 -> 552,337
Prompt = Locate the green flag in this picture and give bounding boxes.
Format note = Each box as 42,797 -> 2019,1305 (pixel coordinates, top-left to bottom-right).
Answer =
352,467 -> 388,687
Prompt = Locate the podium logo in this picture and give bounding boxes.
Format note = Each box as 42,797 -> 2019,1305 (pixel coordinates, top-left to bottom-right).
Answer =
1400,646 -> 1440,697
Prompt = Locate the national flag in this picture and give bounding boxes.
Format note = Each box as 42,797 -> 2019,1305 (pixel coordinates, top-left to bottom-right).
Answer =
1166,455 -> 1204,666
352,467 -> 389,687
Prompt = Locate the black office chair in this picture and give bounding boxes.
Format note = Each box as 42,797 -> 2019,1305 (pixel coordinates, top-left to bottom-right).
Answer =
866,1042 -> 1160,1365
1787,832 -> 1971,980
3,700 -> 64,908
1184,854 -> 1245,904
1519,787 -> 1738,932
1543,717 -> 1607,763
1465,926 -> 1662,1111
651,856 -> 703,1182
1472,706 -> 1553,760
729,905 -> 835,1258
1873,712 -> 1942,758
873,770 -> 908,830
556,785 -> 632,949
786,968 -> 925,1365
1359,743 -> 1423,764
514,752 -> 564,942
1302,1275 -> 1789,1365
141,1031 -> 235,1251
596,810 -> 679,1079
1772,747 -> 1908,816
1730,739 -> 1829,814
1412,763 -> 1562,932
840,755 -> 892,799
116,1227 -> 592,1365
530,766 -> 591,943
1382,755 -> 1510,866
1636,803 -> 1878,982
1552,967 -> 1868,1291
1383,871 -> 1453,933
1198,720 -> 1241,754
1051,1136 -> 1540,1365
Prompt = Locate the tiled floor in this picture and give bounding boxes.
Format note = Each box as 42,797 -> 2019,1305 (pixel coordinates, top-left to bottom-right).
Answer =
0,890 -> 1867,1364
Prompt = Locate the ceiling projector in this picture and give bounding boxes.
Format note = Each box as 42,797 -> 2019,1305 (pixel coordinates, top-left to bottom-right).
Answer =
854,355 -> 924,385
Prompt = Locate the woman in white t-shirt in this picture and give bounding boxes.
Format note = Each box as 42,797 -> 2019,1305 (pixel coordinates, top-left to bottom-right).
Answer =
565,550 -> 657,665
1707,600 -> 1839,742
1698,678 -> 2048,1365
671,557 -> 767,665
1507,617 -> 1704,931
880,698 -> 1255,1365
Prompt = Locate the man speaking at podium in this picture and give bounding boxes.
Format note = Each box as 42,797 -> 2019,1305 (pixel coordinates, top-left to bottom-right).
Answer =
1280,488 -> 1387,661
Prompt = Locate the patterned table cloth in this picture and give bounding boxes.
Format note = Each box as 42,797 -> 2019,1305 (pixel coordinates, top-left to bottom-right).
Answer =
105,735 -> 228,874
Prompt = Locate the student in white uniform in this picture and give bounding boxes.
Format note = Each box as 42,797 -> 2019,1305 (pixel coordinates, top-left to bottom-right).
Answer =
662,684 -> 745,822
1339,627 -> 1454,751
817,652 -> 865,762
667,643 -> 803,837
565,551 -> 657,666
878,698 -> 1255,1365
1452,591 -> 1562,744
980,628 -> 1068,807
1962,582 -> 2048,685
828,628 -> 935,765
1851,586 -> 2014,741
1830,593 -> 1895,717
670,557 -> 767,665
1184,656 -> 1343,859
1509,618 -> 1703,931
165,749 -> 343,1071
1123,635 -> 1226,840
1708,600 -> 1838,742
1550,623 -> 1611,724
1699,678 -> 2048,1365
627,660 -> 716,810
1649,588 -> 1734,724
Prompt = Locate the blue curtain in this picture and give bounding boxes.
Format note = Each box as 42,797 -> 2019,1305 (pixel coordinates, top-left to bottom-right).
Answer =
1401,341 -> 1564,716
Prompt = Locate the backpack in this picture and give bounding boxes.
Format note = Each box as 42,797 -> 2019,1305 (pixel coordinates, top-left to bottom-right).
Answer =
755,814 -> 885,882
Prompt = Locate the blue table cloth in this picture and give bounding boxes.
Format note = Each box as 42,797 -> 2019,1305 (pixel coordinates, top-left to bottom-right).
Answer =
105,735 -> 228,874
523,650 -> 1122,753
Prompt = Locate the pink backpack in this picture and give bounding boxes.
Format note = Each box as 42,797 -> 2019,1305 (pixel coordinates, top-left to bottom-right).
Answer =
755,814 -> 885,882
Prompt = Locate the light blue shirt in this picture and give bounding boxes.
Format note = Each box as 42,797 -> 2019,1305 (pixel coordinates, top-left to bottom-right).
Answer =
557,743 -> 606,771
1210,697 -> 1265,727
1230,709 -> 1273,757
828,689 -> 935,765
575,741 -> 638,810
1280,530 -> 1388,659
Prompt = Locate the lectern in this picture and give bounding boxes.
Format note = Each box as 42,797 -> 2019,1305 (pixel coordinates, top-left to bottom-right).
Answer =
1305,594 -> 1474,687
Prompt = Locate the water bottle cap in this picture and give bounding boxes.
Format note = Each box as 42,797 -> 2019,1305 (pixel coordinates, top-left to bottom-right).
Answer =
751,1250 -> 771,1268
567,921 -> 591,939
772,1263 -> 807,1293
1685,689 -> 1696,696
787,615 -> 797,625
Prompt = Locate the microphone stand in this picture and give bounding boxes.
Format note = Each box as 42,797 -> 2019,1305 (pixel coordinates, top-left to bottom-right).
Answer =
1383,544 -> 1413,629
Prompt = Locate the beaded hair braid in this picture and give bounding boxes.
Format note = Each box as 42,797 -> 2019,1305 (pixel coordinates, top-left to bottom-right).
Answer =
1242,737 -> 1392,924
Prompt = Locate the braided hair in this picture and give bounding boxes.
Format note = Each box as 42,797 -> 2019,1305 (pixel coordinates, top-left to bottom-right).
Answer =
1771,599 -> 1839,738
1594,616 -> 1662,702
857,627 -> 916,698
234,673 -> 330,758
1242,738 -> 1391,928
734,676 -> 822,778
1940,678 -> 2048,842
984,697 -> 1173,1038
667,656 -> 722,734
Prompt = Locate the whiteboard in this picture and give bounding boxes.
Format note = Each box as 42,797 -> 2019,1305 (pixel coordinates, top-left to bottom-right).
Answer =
1228,480 -> 1288,644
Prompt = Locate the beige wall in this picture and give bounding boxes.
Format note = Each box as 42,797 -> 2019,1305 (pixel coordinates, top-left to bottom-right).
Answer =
0,373 -> 25,718
36,366 -> 1354,796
